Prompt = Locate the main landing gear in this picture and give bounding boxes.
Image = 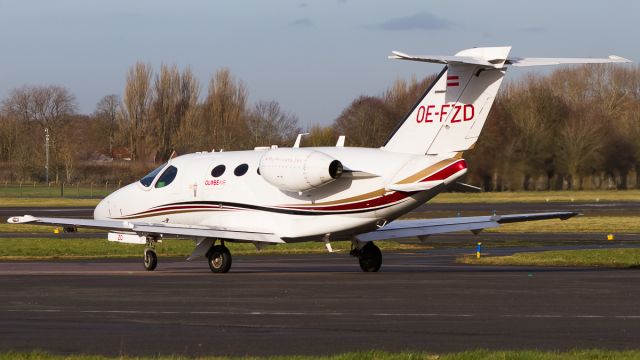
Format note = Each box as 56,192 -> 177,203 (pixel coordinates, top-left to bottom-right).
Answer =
350,241 -> 382,272
206,242 -> 232,273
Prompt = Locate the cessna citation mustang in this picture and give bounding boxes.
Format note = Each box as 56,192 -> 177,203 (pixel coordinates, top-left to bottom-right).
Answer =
8,46 -> 630,273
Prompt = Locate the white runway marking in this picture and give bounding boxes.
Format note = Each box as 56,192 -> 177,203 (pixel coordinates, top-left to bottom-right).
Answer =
5,309 -> 640,320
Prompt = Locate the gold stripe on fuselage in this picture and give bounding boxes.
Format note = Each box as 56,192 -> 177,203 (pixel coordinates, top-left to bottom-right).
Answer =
289,158 -> 457,207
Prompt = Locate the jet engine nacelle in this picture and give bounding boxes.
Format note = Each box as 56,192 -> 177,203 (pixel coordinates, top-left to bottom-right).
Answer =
259,148 -> 343,193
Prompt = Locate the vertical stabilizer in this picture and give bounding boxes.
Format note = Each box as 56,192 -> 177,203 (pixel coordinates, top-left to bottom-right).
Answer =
383,47 -> 511,156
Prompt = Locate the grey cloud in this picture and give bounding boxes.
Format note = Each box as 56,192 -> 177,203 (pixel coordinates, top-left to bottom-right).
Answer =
518,26 -> 545,33
290,18 -> 314,28
371,12 -> 452,31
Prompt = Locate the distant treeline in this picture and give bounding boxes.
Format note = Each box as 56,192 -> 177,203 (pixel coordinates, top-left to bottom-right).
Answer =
0,62 -> 638,190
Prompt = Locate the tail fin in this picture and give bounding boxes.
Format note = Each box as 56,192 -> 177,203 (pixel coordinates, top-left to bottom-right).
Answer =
382,46 -> 630,156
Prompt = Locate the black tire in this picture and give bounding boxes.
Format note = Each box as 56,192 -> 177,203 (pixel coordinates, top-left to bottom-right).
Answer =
208,245 -> 232,273
358,242 -> 382,272
143,249 -> 158,271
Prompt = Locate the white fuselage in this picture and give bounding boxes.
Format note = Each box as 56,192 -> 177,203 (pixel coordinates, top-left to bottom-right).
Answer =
93,147 -> 467,243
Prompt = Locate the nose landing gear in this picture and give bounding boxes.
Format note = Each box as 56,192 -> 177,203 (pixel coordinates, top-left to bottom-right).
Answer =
143,236 -> 159,271
143,248 -> 158,271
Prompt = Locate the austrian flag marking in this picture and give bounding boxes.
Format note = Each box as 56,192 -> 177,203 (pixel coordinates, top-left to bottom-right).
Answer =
447,75 -> 459,87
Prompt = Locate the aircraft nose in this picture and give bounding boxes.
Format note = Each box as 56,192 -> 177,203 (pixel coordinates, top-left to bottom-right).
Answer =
94,198 -> 110,220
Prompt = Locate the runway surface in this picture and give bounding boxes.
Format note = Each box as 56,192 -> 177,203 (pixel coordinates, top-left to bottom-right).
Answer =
1,247 -> 640,356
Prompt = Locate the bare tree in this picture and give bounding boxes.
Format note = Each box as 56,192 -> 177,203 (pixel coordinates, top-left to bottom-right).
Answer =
201,68 -> 248,150
246,100 -> 300,147
94,94 -> 121,155
123,62 -> 153,161
1,85 -> 77,181
150,65 -> 201,161
334,96 -> 394,147
306,125 -> 335,147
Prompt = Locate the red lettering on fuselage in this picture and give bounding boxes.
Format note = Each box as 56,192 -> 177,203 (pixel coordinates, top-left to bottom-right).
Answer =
416,104 -> 475,124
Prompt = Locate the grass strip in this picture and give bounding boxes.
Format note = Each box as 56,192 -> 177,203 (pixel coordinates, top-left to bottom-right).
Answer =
3,349 -> 640,360
458,248 -> 640,268
431,190 -> 640,203
487,215 -> 640,233
0,198 -> 100,207
1,190 -> 640,207
0,238 -> 429,260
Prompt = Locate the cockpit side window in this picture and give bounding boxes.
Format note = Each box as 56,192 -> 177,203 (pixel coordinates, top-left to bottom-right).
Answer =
155,165 -> 178,188
139,163 -> 166,187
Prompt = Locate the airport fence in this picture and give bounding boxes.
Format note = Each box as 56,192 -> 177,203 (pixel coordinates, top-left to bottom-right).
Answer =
0,181 -> 124,198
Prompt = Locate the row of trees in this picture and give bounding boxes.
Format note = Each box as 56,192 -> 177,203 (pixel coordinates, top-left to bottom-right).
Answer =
0,62 -> 638,190
325,65 -> 640,190
0,64 -> 301,182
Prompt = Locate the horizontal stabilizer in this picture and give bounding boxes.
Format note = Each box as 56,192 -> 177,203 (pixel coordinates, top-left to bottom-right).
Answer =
389,51 -> 497,67
390,49 -> 631,69
506,55 -> 631,67
386,180 -> 444,192
449,182 -> 482,193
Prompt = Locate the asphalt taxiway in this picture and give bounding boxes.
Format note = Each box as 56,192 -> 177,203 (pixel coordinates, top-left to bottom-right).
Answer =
1,247 -> 639,356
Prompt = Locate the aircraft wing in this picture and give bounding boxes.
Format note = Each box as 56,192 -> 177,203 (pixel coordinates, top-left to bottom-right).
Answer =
6,215 -> 284,244
355,212 -> 578,242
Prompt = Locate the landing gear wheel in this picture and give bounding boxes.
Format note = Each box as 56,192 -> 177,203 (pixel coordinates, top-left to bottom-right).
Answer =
143,249 -> 158,271
358,242 -> 382,272
207,245 -> 232,273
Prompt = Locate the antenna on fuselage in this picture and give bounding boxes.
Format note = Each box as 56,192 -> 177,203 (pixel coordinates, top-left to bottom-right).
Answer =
293,133 -> 309,148
336,135 -> 345,147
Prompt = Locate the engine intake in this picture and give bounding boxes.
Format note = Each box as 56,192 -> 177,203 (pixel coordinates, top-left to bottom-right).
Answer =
259,149 -> 343,193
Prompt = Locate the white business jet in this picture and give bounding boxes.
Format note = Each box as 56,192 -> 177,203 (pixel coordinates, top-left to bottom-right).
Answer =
8,47 -> 630,273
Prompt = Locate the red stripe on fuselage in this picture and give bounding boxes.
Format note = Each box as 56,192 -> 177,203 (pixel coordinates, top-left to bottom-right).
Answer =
283,159 -> 467,212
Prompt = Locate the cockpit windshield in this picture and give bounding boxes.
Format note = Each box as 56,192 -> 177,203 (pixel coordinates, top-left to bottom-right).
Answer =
139,163 -> 166,187
155,165 -> 178,188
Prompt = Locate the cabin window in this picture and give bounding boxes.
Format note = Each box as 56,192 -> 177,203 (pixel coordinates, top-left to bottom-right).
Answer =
139,163 -> 166,187
155,165 -> 178,188
211,165 -> 226,177
234,163 -> 249,176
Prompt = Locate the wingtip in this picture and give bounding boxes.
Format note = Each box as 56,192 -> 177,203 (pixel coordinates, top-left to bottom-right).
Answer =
609,55 -> 632,63
7,215 -> 37,224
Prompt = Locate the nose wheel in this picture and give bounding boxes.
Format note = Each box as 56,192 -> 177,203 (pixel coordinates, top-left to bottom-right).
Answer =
143,249 -> 158,271
207,244 -> 232,273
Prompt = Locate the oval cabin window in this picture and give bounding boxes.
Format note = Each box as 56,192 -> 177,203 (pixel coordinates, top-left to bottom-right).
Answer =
234,164 -> 249,176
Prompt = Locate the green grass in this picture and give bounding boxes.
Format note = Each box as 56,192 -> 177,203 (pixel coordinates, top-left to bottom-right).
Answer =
0,197 -> 100,207
488,215 -> 640,233
0,183 -> 117,198
0,223 -> 98,233
0,238 -> 429,260
1,190 -> 639,207
458,248 -> 640,268
3,349 -> 640,360
432,190 -> 640,203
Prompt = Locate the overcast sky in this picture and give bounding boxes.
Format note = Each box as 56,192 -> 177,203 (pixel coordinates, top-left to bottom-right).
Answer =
0,0 -> 636,127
